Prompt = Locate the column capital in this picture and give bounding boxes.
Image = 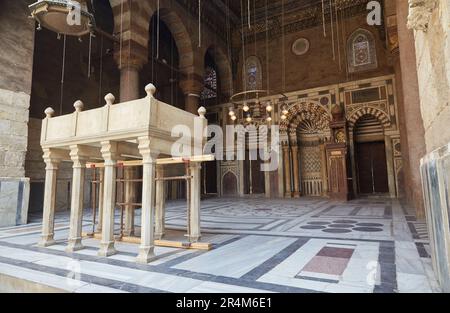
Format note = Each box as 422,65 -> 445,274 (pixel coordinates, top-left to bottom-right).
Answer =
179,74 -> 204,96
114,39 -> 148,71
137,137 -> 159,163
100,141 -> 120,165
407,0 -> 438,32
43,148 -> 64,169
69,145 -> 89,168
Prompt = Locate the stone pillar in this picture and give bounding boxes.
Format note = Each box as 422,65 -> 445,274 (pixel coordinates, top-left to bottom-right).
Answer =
396,0 -> 427,217
189,163 -> 202,242
39,150 -> 60,247
155,166 -> 166,240
96,168 -> 104,232
291,146 -> 300,198
385,136 -> 397,198
348,130 -> 358,196
123,167 -> 136,237
320,143 -> 329,196
136,137 -> 158,264
120,66 -> 140,102
66,146 -> 87,252
98,141 -> 119,257
180,77 -> 204,115
282,145 -> 292,198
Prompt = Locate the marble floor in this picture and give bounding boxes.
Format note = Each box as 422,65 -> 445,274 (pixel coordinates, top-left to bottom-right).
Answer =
0,198 -> 441,293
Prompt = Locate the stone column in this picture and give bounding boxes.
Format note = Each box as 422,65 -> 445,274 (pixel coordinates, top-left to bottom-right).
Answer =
291,146 -> 300,198
396,0 -> 427,217
96,168 -> 104,232
180,77 -> 204,114
155,166 -> 166,240
136,137 -> 158,264
39,150 -> 60,247
189,163 -> 202,242
123,167 -> 136,237
385,136 -> 397,198
98,141 -> 119,257
120,66 -> 140,102
282,145 -> 292,198
348,130 -> 358,196
320,143 -> 329,196
66,146 -> 87,252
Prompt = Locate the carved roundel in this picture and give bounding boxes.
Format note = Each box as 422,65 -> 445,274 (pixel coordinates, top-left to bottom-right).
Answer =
292,38 -> 310,56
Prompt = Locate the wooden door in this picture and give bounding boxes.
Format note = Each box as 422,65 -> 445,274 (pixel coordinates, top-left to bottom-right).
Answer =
356,142 -> 389,194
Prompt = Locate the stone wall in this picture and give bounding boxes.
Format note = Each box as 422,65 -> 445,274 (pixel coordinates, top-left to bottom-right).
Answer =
237,13 -> 393,94
411,0 -> 450,292
412,0 -> 450,153
0,0 -> 35,226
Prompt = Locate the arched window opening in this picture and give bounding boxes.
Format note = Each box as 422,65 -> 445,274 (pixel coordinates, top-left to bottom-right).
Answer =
244,56 -> 262,91
347,29 -> 378,73
201,66 -> 218,100
201,49 -> 220,102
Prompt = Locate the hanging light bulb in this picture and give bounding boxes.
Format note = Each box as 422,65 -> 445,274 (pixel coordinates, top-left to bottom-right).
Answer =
266,101 -> 273,112
243,102 -> 250,112
231,115 -> 237,121
282,105 -> 289,115
281,115 -> 287,120
266,116 -> 272,122
228,107 -> 235,117
246,115 -> 252,123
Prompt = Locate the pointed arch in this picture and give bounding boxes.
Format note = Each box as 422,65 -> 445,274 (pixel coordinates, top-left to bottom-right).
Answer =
202,45 -> 233,98
347,106 -> 391,129
280,102 -> 331,135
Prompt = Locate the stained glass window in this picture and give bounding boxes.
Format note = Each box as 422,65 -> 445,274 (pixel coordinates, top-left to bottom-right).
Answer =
353,35 -> 371,66
244,56 -> 262,91
347,29 -> 378,73
201,66 -> 217,100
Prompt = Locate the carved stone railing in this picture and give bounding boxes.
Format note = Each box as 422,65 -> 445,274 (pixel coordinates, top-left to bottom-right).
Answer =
41,84 -> 207,156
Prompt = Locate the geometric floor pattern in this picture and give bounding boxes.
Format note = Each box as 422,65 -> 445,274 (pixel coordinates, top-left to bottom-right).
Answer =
0,198 -> 441,293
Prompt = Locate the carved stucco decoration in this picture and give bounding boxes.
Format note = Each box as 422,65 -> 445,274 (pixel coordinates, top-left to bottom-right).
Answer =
407,0 -> 438,32
280,102 -> 331,136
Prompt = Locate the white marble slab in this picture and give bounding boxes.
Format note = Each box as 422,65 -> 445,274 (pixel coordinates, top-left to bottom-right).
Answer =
174,235 -> 297,278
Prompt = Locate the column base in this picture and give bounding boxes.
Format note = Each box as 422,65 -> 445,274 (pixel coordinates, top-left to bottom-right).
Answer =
293,192 -> 301,198
284,193 -> 292,198
38,235 -> 56,247
98,241 -> 116,257
155,232 -> 165,240
123,230 -> 135,237
189,235 -> 201,243
66,238 -> 84,253
136,246 -> 155,264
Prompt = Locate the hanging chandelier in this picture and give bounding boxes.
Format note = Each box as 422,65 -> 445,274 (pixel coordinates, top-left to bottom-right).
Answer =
29,0 -> 95,37
228,90 -> 274,125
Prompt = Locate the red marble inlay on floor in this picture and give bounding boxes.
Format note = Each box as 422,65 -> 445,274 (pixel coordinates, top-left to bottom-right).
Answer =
317,247 -> 354,259
302,256 -> 351,276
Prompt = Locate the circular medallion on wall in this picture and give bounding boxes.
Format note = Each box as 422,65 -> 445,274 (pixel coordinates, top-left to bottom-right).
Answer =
292,38 -> 310,56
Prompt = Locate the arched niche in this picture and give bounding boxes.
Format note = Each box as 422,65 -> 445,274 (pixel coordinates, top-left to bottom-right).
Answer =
222,171 -> 238,196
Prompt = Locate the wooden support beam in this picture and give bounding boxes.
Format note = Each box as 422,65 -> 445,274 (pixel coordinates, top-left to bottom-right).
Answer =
86,155 -> 215,168
82,232 -> 212,251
